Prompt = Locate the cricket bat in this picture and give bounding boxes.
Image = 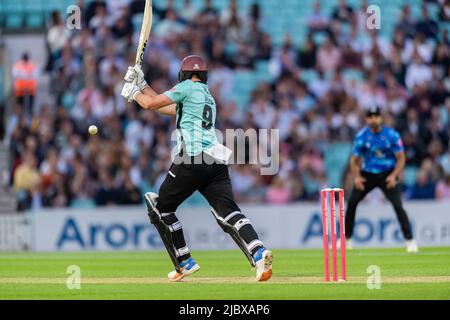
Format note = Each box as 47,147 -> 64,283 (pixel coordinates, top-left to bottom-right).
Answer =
135,0 -> 153,66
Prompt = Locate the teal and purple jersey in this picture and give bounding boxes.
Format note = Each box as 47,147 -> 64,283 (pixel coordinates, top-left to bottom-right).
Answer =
163,80 -> 218,156
352,126 -> 404,174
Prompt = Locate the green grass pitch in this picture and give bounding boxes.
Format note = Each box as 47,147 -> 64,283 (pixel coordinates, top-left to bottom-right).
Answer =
1,247 -> 450,299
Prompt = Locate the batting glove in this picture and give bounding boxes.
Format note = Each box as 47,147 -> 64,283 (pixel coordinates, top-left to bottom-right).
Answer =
124,65 -> 147,91
121,81 -> 141,101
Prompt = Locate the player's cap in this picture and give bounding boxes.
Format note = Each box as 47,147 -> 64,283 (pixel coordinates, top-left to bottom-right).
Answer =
366,106 -> 381,117
180,55 -> 207,72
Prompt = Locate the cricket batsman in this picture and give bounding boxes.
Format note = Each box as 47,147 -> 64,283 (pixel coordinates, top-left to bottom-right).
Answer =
121,56 -> 273,282
345,106 -> 418,253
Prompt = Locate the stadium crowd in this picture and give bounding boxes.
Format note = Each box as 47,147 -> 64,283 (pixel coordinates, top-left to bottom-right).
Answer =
6,0 -> 450,210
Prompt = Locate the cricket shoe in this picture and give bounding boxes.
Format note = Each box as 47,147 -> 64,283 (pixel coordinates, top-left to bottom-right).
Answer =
168,258 -> 200,282
406,239 -> 418,253
254,248 -> 273,282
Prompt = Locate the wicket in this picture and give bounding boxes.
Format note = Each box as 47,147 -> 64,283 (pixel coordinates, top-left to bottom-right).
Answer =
321,188 -> 346,282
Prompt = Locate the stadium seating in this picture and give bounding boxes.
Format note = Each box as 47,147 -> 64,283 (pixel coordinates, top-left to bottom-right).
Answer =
1,0 -> 74,30
3,0 -> 24,29
0,67 -> 3,102
0,0 -> 438,44
24,0 -> 45,29
4,0 -> 448,208
0,2 -> 3,27
1,0 -> 440,36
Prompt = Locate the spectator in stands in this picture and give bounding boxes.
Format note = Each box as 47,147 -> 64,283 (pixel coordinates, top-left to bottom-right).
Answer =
39,160 -> 64,205
117,174 -> 142,205
230,165 -> 259,202
53,45 -> 81,87
98,42 -> 126,87
341,43 -> 362,69
405,55 -> 433,90
13,152 -> 40,210
440,150 -> 450,175
89,2 -> 111,33
154,9 -> 186,39
403,130 -> 426,167
256,32 -> 273,61
317,37 -> 342,73
46,11 -> 70,69
108,0 -> 132,22
387,47 -> 407,86
111,9 -> 133,40
408,169 -> 436,199
200,0 -> 218,20
85,0 -> 106,25
354,0 -> 369,33
266,177 -> 291,204
249,91 -> 276,129
94,170 -> 118,206
396,5 -> 416,39
436,174 -> 450,199
331,0 -> 355,24
438,0 -> 450,21
246,19 -> 266,60
403,33 -> 434,64
69,155 -> 90,206
6,0 -> 450,208
432,42 -> 450,74
221,0 -> 244,43
232,41 -> 255,69
180,0 -> 198,23
308,1 -> 329,33
416,5 -> 439,39
154,0 -> 174,20
12,53 -> 38,113
278,36 -> 300,76
249,2 -> 261,22
298,34 -> 317,69
293,82 -> 316,118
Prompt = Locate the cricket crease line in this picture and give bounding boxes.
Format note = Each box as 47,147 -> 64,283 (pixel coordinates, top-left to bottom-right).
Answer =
1,276 -> 450,285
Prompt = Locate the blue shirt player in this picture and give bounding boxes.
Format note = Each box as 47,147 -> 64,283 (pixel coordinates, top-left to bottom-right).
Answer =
345,106 -> 417,253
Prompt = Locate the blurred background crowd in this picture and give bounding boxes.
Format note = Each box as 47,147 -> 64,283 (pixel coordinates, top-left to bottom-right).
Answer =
3,0 -> 450,211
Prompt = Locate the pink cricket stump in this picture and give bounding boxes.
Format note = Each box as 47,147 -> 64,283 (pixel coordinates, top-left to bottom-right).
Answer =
329,190 -> 338,282
321,190 -> 330,282
338,190 -> 347,281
